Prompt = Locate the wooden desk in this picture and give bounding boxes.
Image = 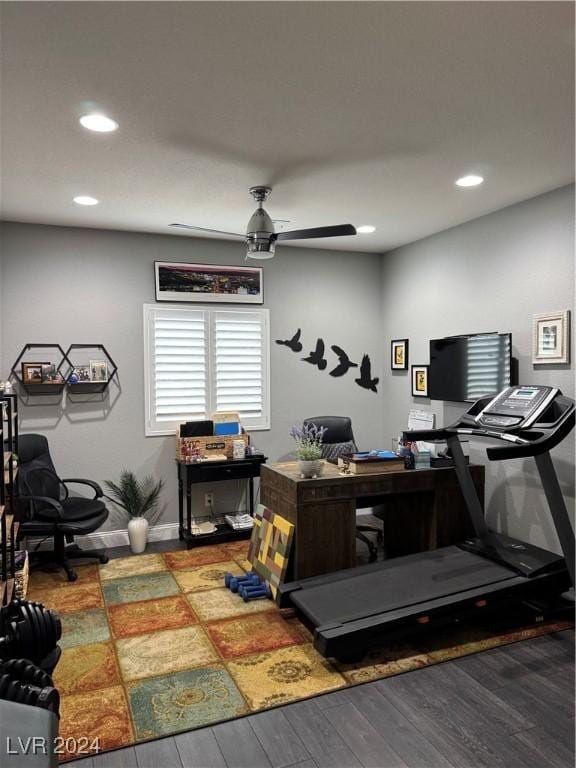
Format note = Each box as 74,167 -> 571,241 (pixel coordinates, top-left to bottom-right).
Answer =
260,461 -> 484,579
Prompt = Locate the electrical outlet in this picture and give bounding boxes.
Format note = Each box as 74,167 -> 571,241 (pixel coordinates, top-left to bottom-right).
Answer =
204,492 -> 214,507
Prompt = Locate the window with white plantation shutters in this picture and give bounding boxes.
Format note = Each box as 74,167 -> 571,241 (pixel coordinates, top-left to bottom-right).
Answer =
212,311 -> 268,425
144,305 -> 269,436
465,334 -> 511,401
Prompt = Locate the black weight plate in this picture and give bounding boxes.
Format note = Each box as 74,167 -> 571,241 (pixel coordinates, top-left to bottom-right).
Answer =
0,673 -> 12,697
20,603 -> 42,654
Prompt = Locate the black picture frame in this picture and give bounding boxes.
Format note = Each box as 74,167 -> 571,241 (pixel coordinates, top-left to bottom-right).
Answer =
411,365 -> 429,397
391,339 -> 409,370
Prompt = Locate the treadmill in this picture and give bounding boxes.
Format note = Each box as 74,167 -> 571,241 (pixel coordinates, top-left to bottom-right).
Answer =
278,385 -> 575,662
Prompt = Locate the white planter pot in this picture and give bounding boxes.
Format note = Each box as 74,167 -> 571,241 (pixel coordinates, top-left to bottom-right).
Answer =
298,459 -> 323,479
127,516 -> 149,554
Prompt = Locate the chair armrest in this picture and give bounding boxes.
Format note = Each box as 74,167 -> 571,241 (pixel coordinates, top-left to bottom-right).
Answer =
18,495 -> 64,520
61,478 -> 103,499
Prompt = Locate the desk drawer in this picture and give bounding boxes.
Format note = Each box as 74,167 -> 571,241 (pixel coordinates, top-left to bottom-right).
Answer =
194,463 -> 257,483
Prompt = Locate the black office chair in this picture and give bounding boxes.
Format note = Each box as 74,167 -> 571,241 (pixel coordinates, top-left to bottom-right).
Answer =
16,434 -> 109,582
303,416 -> 383,561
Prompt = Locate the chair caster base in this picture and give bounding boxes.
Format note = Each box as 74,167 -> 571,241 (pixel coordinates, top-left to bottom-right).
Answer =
97,555 -> 109,564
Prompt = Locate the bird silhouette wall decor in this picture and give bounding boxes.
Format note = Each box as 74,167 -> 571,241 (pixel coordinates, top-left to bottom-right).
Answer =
302,338 -> 328,370
274,330 -> 378,393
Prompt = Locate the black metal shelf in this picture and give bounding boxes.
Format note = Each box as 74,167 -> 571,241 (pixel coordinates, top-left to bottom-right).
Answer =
10,343 -> 70,398
181,523 -> 252,548
65,344 -> 118,395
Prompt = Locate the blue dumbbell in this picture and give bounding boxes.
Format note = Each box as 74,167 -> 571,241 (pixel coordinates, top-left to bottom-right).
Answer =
224,571 -> 256,589
240,583 -> 272,602
230,574 -> 260,593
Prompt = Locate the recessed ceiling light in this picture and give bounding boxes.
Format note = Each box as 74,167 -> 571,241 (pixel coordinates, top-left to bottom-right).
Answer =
73,195 -> 99,206
357,225 -> 376,234
79,114 -> 118,133
455,175 -> 484,188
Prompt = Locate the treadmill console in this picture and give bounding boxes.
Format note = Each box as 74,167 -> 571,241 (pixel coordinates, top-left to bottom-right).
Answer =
476,385 -> 557,430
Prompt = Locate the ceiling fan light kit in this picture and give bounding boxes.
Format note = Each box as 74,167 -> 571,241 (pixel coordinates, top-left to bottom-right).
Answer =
170,186 -> 357,260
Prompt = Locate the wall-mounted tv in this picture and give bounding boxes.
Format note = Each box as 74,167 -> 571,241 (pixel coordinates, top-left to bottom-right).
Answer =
429,333 -> 513,403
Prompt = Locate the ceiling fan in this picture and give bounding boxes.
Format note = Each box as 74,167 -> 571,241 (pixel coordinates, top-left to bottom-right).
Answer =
170,186 -> 356,260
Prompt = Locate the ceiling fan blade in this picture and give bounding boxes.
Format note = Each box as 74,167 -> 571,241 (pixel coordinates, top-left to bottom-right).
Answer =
275,224 -> 357,241
169,223 -> 244,238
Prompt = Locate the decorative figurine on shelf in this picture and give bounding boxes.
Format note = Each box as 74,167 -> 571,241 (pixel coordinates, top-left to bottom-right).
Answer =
289,422 -> 327,478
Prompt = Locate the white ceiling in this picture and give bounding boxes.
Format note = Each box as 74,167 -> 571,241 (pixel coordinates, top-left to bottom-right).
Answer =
1,1 -> 573,253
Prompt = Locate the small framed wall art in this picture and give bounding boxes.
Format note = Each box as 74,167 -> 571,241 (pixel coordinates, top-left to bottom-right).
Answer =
391,339 -> 409,370
532,310 -> 570,365
411,365 -> 429,397
155,262 -> 264,304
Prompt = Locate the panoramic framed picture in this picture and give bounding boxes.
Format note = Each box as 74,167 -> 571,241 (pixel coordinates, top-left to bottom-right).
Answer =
155,262 -> 264,304
532,310 -> 570,365
391,338 -> 409,370
411,365 -> 429,397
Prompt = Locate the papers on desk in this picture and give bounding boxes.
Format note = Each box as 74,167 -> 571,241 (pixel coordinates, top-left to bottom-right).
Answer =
407,409 -> 441,457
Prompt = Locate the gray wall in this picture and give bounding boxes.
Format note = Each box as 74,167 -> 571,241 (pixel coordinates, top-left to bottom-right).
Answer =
379,184 -> 575,552
0,222 -> 383,532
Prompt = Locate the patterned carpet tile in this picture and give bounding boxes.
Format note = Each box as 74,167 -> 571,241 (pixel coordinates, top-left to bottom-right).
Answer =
163,546 -> 229,569
206,611 -> 309,659
335,642 -> 432,685
219,541 -> 252,559
102,571 -> 179,605
59,608 -> 110,649
186,587 -> 277,622
116,625 -> 219,682
226,643 -> 347,709
26,582 -> 103,614
59,685 -> 134,754
108,595 -> 197,639
53,641 -> 120,696
172,561 -> 245,593
99,553 -> 167,581
127,666 -> 248,740
27,564 -> 100,589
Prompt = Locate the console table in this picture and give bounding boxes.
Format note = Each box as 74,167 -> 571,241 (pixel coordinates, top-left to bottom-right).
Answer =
177,456 -> 267,548
260,461 -> 484,579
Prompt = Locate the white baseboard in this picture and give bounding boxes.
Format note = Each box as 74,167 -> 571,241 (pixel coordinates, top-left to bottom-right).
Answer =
28,522 -> 180,551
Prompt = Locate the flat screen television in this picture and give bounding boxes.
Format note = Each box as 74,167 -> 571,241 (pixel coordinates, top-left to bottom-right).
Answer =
429,333 -> 513,403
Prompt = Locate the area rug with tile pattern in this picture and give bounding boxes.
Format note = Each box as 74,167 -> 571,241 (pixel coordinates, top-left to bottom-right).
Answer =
25,542 -> 571,762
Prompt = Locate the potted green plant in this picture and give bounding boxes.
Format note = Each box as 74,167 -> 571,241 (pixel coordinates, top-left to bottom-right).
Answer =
289,423 -> 327,478
105,470 -> 164,554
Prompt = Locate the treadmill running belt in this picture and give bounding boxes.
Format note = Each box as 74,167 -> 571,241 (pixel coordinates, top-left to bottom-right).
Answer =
291,547 -> 516,626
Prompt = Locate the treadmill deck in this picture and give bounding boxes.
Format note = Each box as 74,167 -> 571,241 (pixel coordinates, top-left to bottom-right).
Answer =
291,546 -> 517,626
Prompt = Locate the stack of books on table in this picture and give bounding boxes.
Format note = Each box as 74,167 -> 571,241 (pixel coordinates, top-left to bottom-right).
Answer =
338,450 -> 405,475
225,513 -> 254,531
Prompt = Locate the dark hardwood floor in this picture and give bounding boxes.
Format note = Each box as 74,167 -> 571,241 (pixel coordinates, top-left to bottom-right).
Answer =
61,537 -> 575,768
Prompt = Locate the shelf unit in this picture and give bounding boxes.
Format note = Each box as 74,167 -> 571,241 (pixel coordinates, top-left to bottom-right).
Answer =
65,344 -> 118,394
1,395 -> 18,606
10,343 -> 70,396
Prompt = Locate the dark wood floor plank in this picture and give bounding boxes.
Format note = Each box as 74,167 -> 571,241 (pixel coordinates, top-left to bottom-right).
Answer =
287,762 -> 318,768
174,728 -> 227,768
135,737 -> 182,768
93,746 -> 138,767
491,681 -> 574,740
514,725 -> 575,768
322,701 -> 408,768
377,675 -> 521,768
345,682 -> 455,768
69,758 -> 94,767
212,719 -> 272,768
282,699 -> 362,768
248,709 -> 311,768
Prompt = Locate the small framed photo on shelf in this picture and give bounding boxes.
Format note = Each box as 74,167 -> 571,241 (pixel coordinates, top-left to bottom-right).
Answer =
70,365 -> 91,383
41,363 -> 63,383
532,310 -> 570,365
21,362 -> 48,384
391,339 -> 409,370
411,365 -> 429,397
90,360 -> 108,382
